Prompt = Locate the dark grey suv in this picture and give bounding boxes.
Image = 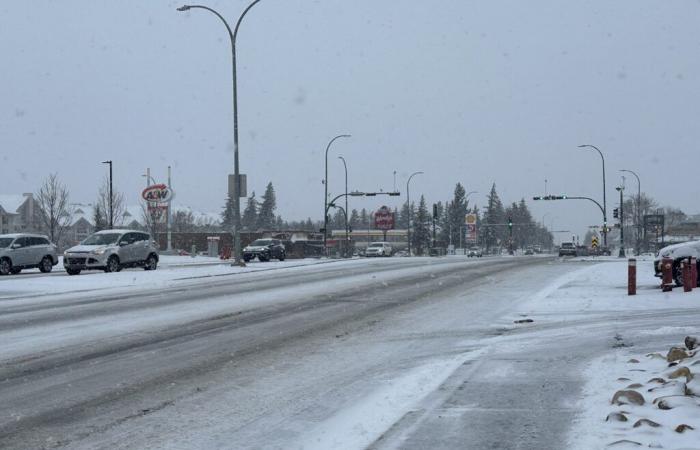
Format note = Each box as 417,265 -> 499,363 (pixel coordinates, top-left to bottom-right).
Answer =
0,233 -> 59,275
243,239 -> 286,262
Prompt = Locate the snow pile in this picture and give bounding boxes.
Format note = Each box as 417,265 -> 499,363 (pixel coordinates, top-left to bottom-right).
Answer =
571,335 -> 700,449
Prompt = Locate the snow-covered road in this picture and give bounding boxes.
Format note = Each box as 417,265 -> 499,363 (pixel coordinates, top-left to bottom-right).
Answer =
1,255 -> 698,449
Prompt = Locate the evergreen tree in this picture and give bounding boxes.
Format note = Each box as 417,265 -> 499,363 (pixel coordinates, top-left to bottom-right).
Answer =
398,201 -> 415,229
412,196 -> 431,255
93,204 -> 107,232
242,191 -> 258,230
256,183 -> 277,230
220,196 -> 235,230
349,209 -> 360,229
360,208 -> 369,228
445,183 -> 469,247
482,183 -> 505,251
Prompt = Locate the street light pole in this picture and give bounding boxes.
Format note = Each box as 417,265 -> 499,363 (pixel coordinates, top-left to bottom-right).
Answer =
323,134 -> 350,257
177,1 -> 263,266
406,171 -> 423,256
617,186 -> 625,257
101,160 -> 113,229
620,169 -> 641,255
338,156 -> 349,257
578,145 -> 608,248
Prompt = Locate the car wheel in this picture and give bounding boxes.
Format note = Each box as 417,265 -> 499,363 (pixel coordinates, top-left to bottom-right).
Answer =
105,255 -> 120,273
259,253 -> 270,262
39,256 -> 53,273
144,254 -> 158,271
243,256 -> 252,263
0,258 -> 11,276
66,268 -> 81,275
10,267 -> 21,274
278,251 -> 285,261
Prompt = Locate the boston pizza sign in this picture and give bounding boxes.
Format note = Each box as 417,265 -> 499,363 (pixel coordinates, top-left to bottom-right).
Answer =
142,184 -> 174,204
374,206 -> 395,231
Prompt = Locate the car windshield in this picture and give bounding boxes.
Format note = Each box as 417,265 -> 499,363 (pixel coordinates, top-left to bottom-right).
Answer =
251,240 -> 272,246
369,243 -> 383,248
82,233 -> 121,246
0,238 -> 14,248
562,243 -> 574,248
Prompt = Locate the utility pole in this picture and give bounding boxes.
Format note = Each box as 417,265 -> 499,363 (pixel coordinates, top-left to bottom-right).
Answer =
617,186 -> 625,257
167,165 -> 172,252
406,171 -> 423,256
102,160 -> 113,229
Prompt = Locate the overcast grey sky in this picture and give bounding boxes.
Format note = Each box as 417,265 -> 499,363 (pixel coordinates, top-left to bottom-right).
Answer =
1,0 -> 699,239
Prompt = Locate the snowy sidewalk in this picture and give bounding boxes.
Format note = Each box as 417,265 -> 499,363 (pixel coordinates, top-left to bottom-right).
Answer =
506,258 -> 700,449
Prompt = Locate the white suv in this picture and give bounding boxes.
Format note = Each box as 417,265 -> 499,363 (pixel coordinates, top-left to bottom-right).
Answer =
0,234 -> 58,275
63,230 -> 159,275
365,242 -> 393,257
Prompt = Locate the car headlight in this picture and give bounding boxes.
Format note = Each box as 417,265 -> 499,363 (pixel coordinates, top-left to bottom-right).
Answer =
92,248 -> 107,255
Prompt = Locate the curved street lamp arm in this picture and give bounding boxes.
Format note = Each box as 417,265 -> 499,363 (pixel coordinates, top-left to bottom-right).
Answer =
179,5 -> 235,40
325,134 -> 351,160
234,0 -> 264,43
566,196 -> 605,217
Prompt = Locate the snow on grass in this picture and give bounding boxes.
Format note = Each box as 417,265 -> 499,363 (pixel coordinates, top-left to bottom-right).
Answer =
568,343 -> 700,449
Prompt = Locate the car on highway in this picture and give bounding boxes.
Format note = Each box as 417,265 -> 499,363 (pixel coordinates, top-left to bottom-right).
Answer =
365,242 -> 393,257
0,233 -> 58,275
63,230 -> 159,275
467,247 -> 483,257
243,239 -> 286,262
524,247 -> 534,255
558,242 -> 577,257
654,240 -> 700,287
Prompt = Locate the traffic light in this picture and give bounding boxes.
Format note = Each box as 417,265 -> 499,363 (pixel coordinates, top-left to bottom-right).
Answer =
433,203 -> 438,218
533,195 -> 568,200
613,208 -> 619,219
508,217 -> 513,230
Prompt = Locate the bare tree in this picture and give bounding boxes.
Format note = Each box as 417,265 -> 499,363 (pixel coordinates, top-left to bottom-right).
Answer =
96,175 -> 125,228
36,173 -> 73,244
140,201 -> 164,239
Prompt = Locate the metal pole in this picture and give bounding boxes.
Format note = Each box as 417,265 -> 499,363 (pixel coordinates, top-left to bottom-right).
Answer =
109,162 -> 113,229
102,160 -> 113,229
167,165 -> 172,252
406,171 -> 423,256
618,186 -> 625,257
178,1 -> 263,266
621,169 -> 641,256
338,156 -> 348,257
578,145 -> 607,249
323,134 -> 350,257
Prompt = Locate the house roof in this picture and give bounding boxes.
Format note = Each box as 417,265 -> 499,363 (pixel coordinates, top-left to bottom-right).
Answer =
0,195 -> 28,214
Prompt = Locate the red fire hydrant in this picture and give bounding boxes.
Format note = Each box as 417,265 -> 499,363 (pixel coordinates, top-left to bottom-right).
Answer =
628,258 -> 636,296
661,257 -> 674,292
683,259 -> 692,292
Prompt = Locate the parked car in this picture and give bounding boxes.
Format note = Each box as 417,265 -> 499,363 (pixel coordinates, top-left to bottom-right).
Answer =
365,242 -> 393,257
63,230 -> 159,275
0,233 -> 58,275
243,239 -> 286,262
467,247 -> 483,257
558,242 -> 577,257
524,247 -> 534,255
654,240 -> 700,287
